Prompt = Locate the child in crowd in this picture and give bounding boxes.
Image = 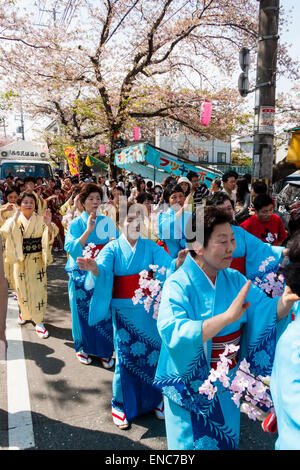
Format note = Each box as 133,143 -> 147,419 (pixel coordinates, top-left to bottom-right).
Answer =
241,194 -> 287,246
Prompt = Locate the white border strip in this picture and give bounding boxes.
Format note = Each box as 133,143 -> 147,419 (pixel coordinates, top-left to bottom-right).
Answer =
6,296 -> 35,450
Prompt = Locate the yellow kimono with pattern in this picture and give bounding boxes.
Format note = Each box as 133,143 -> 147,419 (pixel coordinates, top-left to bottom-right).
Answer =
0,203 -> 17,289
0,212 -> 58,324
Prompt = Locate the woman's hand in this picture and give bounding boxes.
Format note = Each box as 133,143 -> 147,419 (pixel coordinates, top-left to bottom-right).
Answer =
87,212 -> 96,233
277,285 -> 300,320
43,208 -> 52,226
77,256 -> 99,276
2,204 -> 15,213
225,280 -> 251,324
13,209 -> 21,222
202,280 -> 251,343
176,249 -> 189,269
281,285 -> 300,306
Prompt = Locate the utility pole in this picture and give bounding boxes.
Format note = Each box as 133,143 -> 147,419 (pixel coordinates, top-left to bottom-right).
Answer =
252,0 -> 280,194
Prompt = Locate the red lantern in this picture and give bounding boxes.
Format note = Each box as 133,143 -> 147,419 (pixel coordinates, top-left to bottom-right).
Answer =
133,126 -> 140,141
200,100 -> 212,126
99,144 -> 106,155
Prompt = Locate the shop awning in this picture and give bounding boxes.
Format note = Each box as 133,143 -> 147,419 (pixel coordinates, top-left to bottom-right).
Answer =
114,142 -> 222,187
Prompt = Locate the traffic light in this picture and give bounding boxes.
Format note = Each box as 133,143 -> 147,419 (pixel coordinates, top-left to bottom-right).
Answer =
238,47 -> 250,97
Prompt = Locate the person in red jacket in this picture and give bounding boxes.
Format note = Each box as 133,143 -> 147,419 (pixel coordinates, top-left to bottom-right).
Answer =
240,194 -> 287,246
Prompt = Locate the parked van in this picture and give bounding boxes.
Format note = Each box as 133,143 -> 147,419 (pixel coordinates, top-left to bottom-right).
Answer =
0,140 -> 53,181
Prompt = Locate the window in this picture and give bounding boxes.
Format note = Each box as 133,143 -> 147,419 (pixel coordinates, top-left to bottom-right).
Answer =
217,152 -> 226,163
200,151 -> 209,162
1,162 -> 53,180
177,148 -> 189,158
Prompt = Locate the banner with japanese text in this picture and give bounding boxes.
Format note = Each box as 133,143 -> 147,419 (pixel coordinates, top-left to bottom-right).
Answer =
64,146 -> 79,176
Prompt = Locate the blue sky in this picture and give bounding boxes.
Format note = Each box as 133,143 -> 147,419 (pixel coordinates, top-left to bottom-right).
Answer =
277,0 -> 300,92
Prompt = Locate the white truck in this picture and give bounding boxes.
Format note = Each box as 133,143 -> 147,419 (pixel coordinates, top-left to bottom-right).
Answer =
0,140 -> 54,181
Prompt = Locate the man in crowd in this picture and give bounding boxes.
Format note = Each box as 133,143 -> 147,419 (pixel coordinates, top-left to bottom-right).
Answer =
186,170 -> 209,210
221,170 -> 238,206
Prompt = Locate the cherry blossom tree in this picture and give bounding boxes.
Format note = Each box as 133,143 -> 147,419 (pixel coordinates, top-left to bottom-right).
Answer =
0,0 -> 297,176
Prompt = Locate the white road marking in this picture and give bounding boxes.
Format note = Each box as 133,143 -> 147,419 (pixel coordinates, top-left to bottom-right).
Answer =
6,296 -> 35,450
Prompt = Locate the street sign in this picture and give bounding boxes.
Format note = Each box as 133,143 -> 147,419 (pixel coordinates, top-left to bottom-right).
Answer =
258,106 -> 275,134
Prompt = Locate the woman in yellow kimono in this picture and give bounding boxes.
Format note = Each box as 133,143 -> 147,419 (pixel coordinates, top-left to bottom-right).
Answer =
0,192 -> 58,339
0,189 -> 19,289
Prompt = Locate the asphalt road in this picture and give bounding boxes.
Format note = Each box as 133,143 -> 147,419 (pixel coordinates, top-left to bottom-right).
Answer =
0,251 -> 277,452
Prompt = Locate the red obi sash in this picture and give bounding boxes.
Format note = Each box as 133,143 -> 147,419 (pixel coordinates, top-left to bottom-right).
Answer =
210,328 -> 242,370
112,271 -> 153,299
156,239 -> 170,254
230,257 -> 246,275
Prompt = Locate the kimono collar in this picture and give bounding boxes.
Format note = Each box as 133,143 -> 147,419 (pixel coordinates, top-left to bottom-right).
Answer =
119,232 -> 141,253
166,206 -> 176,216
80,211 -> 104,224
183,253 -> 217,291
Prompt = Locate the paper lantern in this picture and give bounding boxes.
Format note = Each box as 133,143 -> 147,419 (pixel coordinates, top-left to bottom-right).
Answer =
200,100 -> 212,126
133,126 -> 140,141
99,144 -> 106,155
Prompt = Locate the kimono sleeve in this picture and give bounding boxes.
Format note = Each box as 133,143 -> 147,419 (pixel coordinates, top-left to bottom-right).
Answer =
232,225 -> 284,279
159,210 -> 174,241
64,217 -> 83,260
42,221 -> 59,266
85,242 -> 115,325
270,304 -> 300,450
240,279 -> 279,376
157,276 -> 204,377
0,217 -> 23,263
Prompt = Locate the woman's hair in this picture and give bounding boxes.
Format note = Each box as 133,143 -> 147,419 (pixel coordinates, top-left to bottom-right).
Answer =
136,192 -> 154,204
163,184 -> 184,204
5,188 -> 19,199
236,177 -> 249,202
187,206 -> 232,256
136,179 -> 145,192
282,231 -> 300,297
79,182 -> 103,205
283,263 -> 300,297
206,191 -> 233,208
17,192 -> 38,211
286,230 -> 300,262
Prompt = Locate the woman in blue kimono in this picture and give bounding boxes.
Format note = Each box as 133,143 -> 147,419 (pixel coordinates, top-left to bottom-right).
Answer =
270,233 -> 300,450
154,206 -> 299,450
158,184 -> 192,258
65,183 -> 119,367
77,203 -> 187,429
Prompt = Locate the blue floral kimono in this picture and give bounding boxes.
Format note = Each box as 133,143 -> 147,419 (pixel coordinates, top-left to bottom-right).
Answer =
154,254 -> 281,450
85,234 -> 177,421
158,207 -> 192,258
270,301 -> 300,450
64,211 -> 118,357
